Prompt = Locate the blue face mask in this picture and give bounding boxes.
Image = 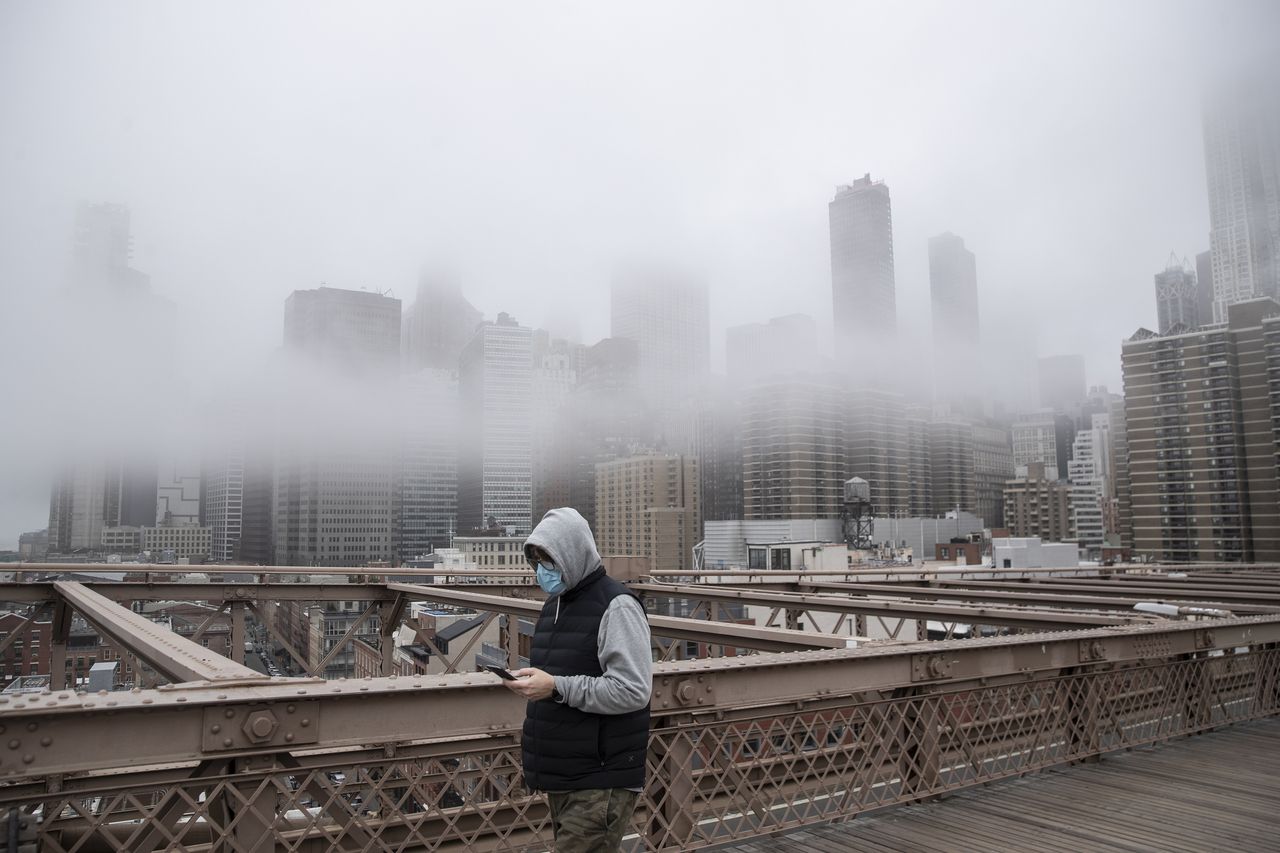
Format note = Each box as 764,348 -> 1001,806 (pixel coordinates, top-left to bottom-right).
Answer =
536,562 -> 566,596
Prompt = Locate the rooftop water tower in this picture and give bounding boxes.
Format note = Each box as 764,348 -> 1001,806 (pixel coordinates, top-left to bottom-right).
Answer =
842,477 -> 874,549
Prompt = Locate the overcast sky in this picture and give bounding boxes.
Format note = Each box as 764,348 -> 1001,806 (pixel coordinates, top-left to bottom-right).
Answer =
1,1 -> 1276,547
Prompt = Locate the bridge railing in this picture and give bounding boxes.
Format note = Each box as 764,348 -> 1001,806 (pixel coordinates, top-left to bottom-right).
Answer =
1,616 -> 1277,852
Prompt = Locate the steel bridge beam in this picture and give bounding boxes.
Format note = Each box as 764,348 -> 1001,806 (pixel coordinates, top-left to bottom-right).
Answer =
1,615 -> 1275,783
51,581 -> 261,684
386,583 -> 850,651
633,582 -> 1145,630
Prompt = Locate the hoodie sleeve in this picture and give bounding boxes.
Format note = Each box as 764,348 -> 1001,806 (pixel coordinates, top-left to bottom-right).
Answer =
553,595 -> 652,714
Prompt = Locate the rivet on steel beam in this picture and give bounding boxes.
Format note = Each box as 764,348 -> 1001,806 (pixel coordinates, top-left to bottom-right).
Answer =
22,754 -> 33,764
177,697 -> 187,703
225,709 -> 235,718
7,740 -> 18,750
222,738 -> 233,748
284,733 -> 294,742
300,718 -> 310,727
26,723 -> 36,732
211,724 -> 221,734
40,737 -> 50,747
142,698 -> 153,705
217,694 -> 228,700
97,690 -> 108,697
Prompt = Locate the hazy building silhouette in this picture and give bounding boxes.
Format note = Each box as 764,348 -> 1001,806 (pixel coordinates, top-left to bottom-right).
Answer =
1154,255 -> 1201,334
904,406 -> 933,517
401,274 -> 483,372
725,314 -> 819,388
283,286 -> 401,374
928,233 -> 981,404
846,387 -> 910,518
929,415 -> 975,517
694,381 -> 744,533
972,422 -> 1014,529
610,265 -> 710,397
1203,83 -> 1280,322
399,369 -> 459,560
742,377 -> 847,520
275,286 -> 402,567
1037,354 -> 1087,413
830,175 -> 897,374
457,313 -> 534,536
1195,250 -> 1215,330
1122,298 -> 1280,562
1068,413 -> 1112,558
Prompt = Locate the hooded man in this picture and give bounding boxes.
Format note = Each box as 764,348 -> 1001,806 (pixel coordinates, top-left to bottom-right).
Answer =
502,507 -> 652,853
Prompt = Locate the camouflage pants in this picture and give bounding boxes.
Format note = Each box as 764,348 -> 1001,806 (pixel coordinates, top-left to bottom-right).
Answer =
545,788 -> 639,853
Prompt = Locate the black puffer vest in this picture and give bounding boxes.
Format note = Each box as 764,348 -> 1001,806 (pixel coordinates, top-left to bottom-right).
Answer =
521,567 -> 650,791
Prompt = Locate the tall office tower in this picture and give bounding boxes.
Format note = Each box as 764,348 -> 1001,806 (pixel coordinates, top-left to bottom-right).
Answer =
457,313 -> 534,536
1068,413 -> 1112,558
399,369 -> 459,560
928,416 -> 975,517
742,377 -> 847,520
1122,298 -> 1280,562
1109,395 -> 1132,548
693,380 -> 743,533
202,449 -> 243,562
530,332 -> 582,524
903,406 -> 933,517
237,457 -> 274,564
1003,462 -> 1075,542
972,422 -> 1014,529
1203,84 -> 1280,322
540,337 -> 654,529
1012,411 -> 1060,480
610,265 -> 710,397
595,454 -> 699,572
156,455 -> 201,525
830,175 -> 897,375
1037,355 -> 1087,413
401,274 -> 483,372
275,286 -> 402,567
725,314 -> 820,387
1195,251 -> 1216,331
284,286 -> 402,374
846,387 -> 910,518
70,203 -> 150,294
928,233 -> 981,403
47,459 -> 155,553
1154,255 -> 1201,333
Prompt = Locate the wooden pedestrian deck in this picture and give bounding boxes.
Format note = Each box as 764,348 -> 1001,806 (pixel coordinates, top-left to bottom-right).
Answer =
719,717 -> 1280,852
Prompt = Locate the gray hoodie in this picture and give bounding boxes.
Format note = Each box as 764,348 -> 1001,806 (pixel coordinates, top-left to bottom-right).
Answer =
523,507 -> 653,715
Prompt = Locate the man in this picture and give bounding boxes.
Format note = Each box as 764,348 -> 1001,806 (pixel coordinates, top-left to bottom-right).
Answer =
502,507 -> 652,853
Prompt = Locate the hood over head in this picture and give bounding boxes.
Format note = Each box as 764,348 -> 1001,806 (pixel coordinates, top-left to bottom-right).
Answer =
524,507 -> 602,596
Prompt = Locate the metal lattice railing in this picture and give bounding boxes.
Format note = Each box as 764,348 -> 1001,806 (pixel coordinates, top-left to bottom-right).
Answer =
4,637 -> 1277,852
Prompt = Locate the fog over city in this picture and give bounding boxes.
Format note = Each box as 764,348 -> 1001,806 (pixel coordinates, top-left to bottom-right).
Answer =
1,0 -> 1278,549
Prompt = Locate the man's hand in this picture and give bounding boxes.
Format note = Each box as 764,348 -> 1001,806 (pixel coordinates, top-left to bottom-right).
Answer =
504,667 -> 556,701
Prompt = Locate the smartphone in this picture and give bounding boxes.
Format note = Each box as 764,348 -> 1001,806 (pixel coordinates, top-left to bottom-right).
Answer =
485,665 -> 519,680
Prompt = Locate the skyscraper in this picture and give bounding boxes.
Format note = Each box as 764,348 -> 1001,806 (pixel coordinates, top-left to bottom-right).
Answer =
845,387 -> 910,518
725,314 -> 820,388
830,175 -> 896,372
928,233 -> 981,402
742,377 -> 847,520
1203,83 -> 1280,321
457,313 -> 534,535
1121,298 -> 1280,563
1154,255 -> 1201,333
283,286 -> 401,374
275,286 -> 402,567
401,274 -> 483,372
1037,354 -> 1087,413
399,369 -> 459,560
610,266 -> 710,396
